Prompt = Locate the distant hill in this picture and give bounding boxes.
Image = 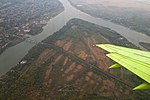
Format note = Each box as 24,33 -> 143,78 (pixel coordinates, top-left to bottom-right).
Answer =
0,19 -> 149,99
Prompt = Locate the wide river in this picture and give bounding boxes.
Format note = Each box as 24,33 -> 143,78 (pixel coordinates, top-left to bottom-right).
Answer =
0,0 -> 150,76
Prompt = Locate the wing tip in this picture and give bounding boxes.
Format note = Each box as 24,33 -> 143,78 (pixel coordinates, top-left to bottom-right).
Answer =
108,63 -> 121,69
132,83 -> 150,90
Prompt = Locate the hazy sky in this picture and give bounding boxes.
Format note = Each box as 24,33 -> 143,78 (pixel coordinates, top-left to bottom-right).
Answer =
83,0 -> 150,11
136,0 -> 149,2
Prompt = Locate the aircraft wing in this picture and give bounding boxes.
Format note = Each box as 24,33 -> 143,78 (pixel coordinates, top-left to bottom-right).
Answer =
96,44 -> 150,90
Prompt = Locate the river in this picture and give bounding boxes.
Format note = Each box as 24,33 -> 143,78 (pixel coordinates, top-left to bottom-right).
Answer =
0,0 -> 150,76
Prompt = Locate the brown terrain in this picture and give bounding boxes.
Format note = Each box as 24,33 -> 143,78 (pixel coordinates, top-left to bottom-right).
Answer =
0,19 -> 149,100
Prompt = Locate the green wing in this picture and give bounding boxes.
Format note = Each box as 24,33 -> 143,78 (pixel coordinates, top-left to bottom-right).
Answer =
96,44 -> 150,90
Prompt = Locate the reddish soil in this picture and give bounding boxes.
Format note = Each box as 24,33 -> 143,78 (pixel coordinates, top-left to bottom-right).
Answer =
63,57 -> 69,66
85,76 -> 90,81
66,74 -> 74,81
54,54 -> 63,64
76,65 -> 83,70
63,40 -> 72,51
87,72 -> 93,77
77,51 -> 88,60
64,62 -> 76,74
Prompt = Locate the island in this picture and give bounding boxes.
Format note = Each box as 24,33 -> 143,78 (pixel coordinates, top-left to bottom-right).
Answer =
0,19 -> 149,99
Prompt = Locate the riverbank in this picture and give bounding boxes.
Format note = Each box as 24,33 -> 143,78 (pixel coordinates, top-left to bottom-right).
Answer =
139,42 -> 150,51
0,38 -> 25,55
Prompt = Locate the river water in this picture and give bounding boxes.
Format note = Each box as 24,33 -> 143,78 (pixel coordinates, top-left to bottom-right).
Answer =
0,0 -> 150,76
